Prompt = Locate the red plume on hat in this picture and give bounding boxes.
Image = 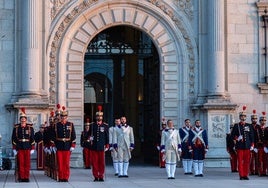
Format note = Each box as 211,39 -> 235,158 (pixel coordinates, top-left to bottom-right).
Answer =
57,104 -> 61,109
260,111 -> 267,121
50,111 -> 54,117
251,109 -> 258,119
239,105 -> 247,116
19,107 -> 27,119
55,104 -> 61,115
61,106 -> 68,116
96,105 -> 103,116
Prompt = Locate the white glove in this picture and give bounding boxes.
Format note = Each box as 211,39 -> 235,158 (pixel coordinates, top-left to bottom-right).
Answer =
189,149 -> 193,153
70,147 -> 74,152
48,148 -> 52,155
264,147 -> 268,153
156,146 -> 160,151
89,136 -> 94,141
250,146 -> 254,151
105,147 -> 109,152
109,146 -> 114,151
237,135 -> 243,141
205,149 -> 209,152
30,150 -> 35,155
44,147 -> 48,153
52,147 -> 57,153
178,148 -> 182,153
253,148 -> 258,153
13,149 -> 17,156
161,149 -> 165,153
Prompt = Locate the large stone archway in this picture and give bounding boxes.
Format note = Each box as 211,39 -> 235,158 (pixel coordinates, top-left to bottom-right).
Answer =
48,0 -> 197,166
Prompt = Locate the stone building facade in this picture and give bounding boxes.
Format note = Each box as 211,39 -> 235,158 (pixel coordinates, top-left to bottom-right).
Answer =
0,0 -> 268,167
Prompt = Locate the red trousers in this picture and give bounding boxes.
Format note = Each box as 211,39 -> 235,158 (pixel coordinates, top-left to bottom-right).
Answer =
257,148 -> 267,175
56,150 -> 71,180
229,152 -> 238,171
83,148 -> 91,168
91,150 -> 105,179
250,151 -> 258,174
17,150 -> 31,179
159,151 -> 165,168
237,149 -> 250,177
36,142 -> 44,170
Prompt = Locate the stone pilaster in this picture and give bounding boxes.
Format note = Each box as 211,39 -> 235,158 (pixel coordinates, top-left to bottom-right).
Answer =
207,0 -> 225,97
20,0 -> 41,96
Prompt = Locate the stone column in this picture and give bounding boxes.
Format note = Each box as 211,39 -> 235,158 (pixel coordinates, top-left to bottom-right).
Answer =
207,0 -> 225,97
20,0 -> 41,96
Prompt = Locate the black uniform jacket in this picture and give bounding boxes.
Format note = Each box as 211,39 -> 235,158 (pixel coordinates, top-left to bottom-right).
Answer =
89,122 -> 109,151
12,123 -> 35,150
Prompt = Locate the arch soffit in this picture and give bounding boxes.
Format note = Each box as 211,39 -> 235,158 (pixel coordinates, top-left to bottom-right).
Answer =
48,1 -> 197,112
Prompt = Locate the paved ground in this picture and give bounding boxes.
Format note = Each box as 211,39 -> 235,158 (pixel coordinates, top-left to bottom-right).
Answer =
1,164 -> 268,188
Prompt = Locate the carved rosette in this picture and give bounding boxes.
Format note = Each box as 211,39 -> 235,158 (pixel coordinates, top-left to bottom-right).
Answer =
49,0 -> 196,104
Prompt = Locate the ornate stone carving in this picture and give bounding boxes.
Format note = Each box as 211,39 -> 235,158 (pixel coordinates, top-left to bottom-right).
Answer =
50,0 -> 71,19
49,0 -> 196,103
175,0 -> 194,20
210,115 -> 226,139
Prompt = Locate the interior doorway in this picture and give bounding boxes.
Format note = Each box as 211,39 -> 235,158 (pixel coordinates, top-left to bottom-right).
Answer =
83,26 -> 160,165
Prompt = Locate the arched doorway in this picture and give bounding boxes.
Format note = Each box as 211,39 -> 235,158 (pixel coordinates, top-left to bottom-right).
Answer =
48,1 -> 197,167
84,26 -> 160,164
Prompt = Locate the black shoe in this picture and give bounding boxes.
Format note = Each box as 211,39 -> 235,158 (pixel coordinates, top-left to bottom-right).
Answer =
99,178 -> 104,182
115,173 -> 118,176
123,175 -> 129,178
171,177 -> 175,179
168,177 -> 172,179
94,178 -> 99,182
25,179 -> 29,182
118,175 -> 124,178
199,174 -> 203,177
244,176 -> 249,180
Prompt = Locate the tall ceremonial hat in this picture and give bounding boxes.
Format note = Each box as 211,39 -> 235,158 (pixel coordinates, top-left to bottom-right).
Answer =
85,118 -> 90,126
61,106 -> 68,116
260,111 -> 267,121
49,111 -> 55,123
96,105 -> 103,116
19,107 -> 27,119
161,117 -> 166,125
251,109 -> 258,119
55,104 -> 61,116
239,105 -> 247,117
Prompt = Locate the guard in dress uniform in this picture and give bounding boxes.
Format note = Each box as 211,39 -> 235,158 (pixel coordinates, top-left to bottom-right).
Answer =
255,112 -> 267,176
231,105 -> 255,180
11,108 -> 35,182
250,109 -> 259,175
51,106 -> 76,182
34,123 -> 46,170
109,118 -> 120,176
189,120 -> 208,177
113,116 -> 135,178
156,118 -> 166,168
179,119 -> 193,175
89,106 -> 109,182
160,119 -> 181,179
50,104 -> 62,180
80,118 -> 91,169
226,123 -> 238,172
